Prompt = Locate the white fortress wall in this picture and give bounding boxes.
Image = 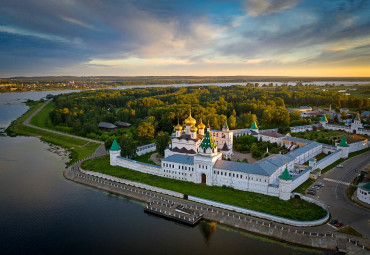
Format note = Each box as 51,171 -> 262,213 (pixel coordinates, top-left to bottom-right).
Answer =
136,143 -> 156,156
348,140 -> 369,153
289,168 -> 311,191
116,156 -> 162,176
316,150 -> 341,170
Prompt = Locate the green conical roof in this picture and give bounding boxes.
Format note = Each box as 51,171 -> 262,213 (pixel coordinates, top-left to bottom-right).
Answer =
279,166 -> 292,181
320,115 -> 328,122
110,138 -> 121,151
358,182 -> 370,191
170,130 -> 175,138
200,131 -> 217,150
354,113 -> 360,121
250,121 -> 258,130
338,136 -> 349,147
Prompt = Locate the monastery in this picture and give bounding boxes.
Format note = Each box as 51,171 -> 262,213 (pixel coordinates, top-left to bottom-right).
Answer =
110,112 -> 369,200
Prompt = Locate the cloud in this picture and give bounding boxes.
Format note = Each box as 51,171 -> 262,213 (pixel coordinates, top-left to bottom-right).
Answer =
60,16 -> 96,30
243,0 -> 301,17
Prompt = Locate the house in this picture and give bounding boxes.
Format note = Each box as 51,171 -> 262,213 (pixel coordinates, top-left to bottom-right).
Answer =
98,122 -> 117,131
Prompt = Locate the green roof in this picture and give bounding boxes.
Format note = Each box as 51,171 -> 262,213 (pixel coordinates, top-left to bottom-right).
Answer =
358,182 -> 370,191
110,138 -> 121,151
354,113 -> 360,121
320,115 -> 328,122
223,120 -> 229,130
338,136 -> 349,147
279,166 -> 292,181
200,131 -> 217,150
250,121 -> 258,130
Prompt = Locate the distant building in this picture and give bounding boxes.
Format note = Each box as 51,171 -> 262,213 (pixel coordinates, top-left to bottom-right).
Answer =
116,121 -> 132,128
98,122 -> 117,131
357,182 -> 370,205
361,111 -> 370,121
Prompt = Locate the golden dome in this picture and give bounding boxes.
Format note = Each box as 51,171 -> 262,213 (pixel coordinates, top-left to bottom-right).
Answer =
174,123 -> 182,131
197,119 -> 205,129
190,125 -> 198,132
184,111 -> 196,126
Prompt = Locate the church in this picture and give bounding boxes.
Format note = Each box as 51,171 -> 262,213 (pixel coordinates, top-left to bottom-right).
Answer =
110,111 -> 368,200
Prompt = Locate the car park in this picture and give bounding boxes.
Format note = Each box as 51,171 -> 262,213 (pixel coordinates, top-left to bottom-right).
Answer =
316,183 -> 325,187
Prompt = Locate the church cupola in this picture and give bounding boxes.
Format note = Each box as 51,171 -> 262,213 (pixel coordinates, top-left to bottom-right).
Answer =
174,120 -> 183,137
185,110 -> 196,135
320,115 -> 328,126
197,118 -> 205,135
190,125 -> 198,139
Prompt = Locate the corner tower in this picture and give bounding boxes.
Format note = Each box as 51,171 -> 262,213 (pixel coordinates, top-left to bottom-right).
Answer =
110,139 -> 121,166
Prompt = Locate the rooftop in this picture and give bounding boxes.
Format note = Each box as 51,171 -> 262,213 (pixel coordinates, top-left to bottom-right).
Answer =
162,154 -> 194,165
260,131 -> 285,138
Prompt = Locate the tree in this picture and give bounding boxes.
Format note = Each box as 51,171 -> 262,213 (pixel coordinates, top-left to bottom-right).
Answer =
228,115 -> 237,129
137,121 -> 155,141
155,131 -> 170,156
119,135 -> 137,158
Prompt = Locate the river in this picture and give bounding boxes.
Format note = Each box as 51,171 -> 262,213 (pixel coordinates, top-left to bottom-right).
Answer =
0,90 -> 332,254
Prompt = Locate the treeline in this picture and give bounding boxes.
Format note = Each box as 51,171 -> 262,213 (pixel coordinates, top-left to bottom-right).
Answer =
49,85 -> 370,145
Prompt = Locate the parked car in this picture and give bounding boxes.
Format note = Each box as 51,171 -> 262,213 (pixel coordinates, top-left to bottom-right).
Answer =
312,186 -> 320,190
335,221 -> 344,227
307,190 -> 317,195
337,165 -> 344,168
316,183 -> 325,187
330,219 -> 338,225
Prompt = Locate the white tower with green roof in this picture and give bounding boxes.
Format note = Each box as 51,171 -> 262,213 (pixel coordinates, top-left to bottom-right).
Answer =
109,138 -> 121,166
320,114 -> 328,127
337,135 -> 349,158
250,121 -> 259,133
278,166 -> 293,200
194,130 -> 222,185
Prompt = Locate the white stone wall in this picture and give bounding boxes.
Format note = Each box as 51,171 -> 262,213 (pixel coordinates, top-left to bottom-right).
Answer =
322,145 -> 337,154
357,188 -> 370,204
289,169 -> 311,191
136,143 -> 156,156
348,140 -> 369,153
316,150 -> 341,170
188,194 -> 329,227
115,156 -> 162,176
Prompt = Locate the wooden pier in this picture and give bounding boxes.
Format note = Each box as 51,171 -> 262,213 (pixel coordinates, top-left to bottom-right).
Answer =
144,200 -> 203,225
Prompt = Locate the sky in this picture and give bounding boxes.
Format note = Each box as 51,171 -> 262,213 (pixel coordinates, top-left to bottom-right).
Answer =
0,0 -> 369,77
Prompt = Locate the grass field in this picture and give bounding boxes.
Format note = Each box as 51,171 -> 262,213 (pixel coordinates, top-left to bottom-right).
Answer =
30,100 -> 55,129
7,102 -> 100,165
133,152 -> 156,165
82,155 -> 327,221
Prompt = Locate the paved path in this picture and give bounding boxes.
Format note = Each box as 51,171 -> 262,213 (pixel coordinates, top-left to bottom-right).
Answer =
23,100 -> 103,144
309,151 -> 370,238
150,152 -> 162,165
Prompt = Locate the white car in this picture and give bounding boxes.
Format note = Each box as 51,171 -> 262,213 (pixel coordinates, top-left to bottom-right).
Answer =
337,165 -> 344,168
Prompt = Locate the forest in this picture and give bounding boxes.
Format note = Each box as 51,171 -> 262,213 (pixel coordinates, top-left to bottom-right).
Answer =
48,85 -> 370,154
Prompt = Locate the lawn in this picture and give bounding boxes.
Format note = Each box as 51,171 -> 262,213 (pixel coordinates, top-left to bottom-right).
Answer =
82,155 -> 327,221
7,101 -> 100,165
133,152 -> 156,165
30,100 -> 55,129
293,179 -> 315,194
336,226 -> 363,237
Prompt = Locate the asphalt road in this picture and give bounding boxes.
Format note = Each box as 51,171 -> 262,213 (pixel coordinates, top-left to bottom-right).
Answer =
310,151 -> 370,238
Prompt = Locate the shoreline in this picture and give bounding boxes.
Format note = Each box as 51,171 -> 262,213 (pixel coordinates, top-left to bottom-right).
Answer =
62,155 -> 369,254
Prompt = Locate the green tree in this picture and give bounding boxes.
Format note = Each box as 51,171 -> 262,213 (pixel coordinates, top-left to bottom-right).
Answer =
119,135 -> 137,158
155,131 -> 170,156
137,121 -> 155,141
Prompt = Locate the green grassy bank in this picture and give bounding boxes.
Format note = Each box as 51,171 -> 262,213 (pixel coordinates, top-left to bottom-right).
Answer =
6,101 -> 99,165
82,155 -> 327,221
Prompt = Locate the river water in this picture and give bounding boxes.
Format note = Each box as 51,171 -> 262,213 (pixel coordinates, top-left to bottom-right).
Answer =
0,90 -> 333,254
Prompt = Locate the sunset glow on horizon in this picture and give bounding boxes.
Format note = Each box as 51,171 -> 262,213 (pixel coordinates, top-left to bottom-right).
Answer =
1,0 -> 369,77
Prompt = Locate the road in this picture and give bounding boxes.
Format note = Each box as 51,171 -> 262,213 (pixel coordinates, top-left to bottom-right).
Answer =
310,151 -> 370,238
24,99 -> 103,144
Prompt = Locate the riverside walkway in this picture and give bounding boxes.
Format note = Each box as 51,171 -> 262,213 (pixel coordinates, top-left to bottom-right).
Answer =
64,151 -> 369,255
23,99 -> 104,144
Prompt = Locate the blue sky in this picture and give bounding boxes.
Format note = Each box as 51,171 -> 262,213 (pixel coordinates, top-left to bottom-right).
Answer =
0,0 -> 369,77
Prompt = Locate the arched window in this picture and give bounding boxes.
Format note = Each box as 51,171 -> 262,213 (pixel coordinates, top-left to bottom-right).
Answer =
203,148 -> 206,153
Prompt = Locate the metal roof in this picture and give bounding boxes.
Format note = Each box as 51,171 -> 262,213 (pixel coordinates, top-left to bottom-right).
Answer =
162,154 -> 194,165
98,122 -> 117,129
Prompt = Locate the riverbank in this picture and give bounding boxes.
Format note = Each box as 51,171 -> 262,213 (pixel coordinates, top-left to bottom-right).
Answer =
64,157 -> 370,254
6,100 -> 100,165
